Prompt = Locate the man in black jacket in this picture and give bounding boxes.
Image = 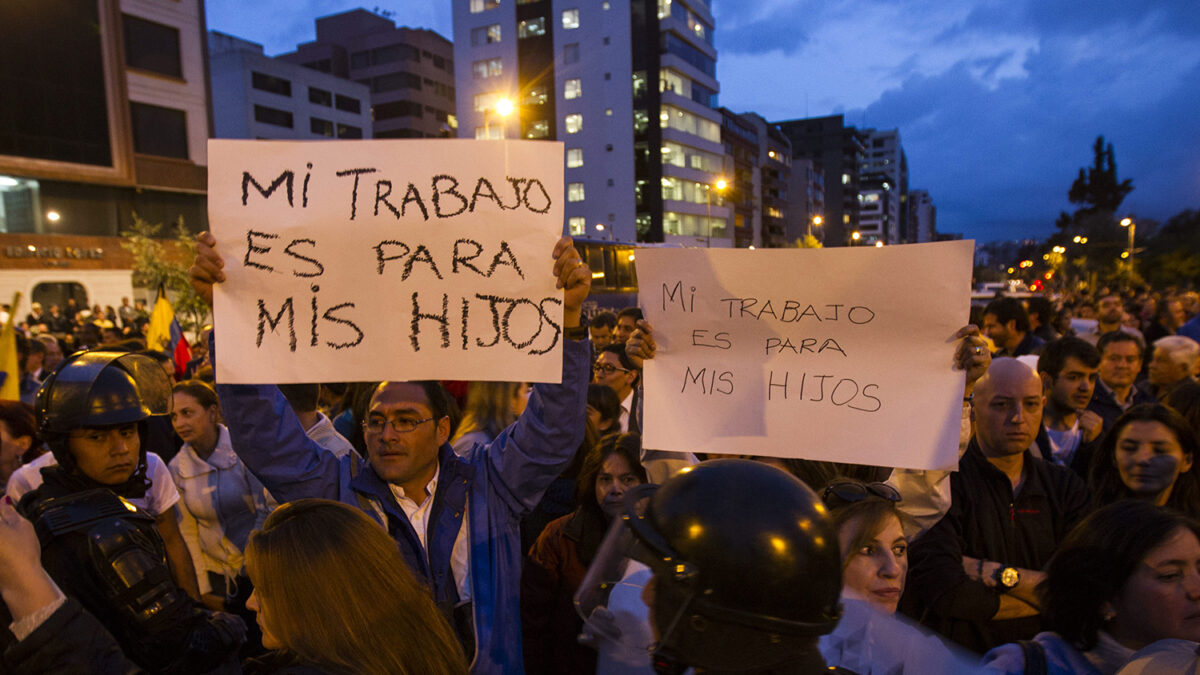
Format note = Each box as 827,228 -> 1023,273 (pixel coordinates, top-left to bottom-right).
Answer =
1033,337 -> 1102,478
1086,331 -> 1154,431
905,358 -> 1091,654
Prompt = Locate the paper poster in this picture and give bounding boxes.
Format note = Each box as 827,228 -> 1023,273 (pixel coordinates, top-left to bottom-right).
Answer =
637,241 -> 974,470
208,139 -> 564,384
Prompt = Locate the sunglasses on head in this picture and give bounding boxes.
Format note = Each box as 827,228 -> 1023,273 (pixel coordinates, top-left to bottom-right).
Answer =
821,481 -> 901,506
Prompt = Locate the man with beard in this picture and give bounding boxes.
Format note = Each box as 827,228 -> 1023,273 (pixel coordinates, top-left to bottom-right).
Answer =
1078,292 -> 1143,347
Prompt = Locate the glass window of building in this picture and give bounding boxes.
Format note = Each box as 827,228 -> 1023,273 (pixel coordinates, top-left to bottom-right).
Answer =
470,0 -> 500,12
568,183 -> 585,202
475,126 -> 505,140
131,102 -> 189,158
253,104 -> 293,129
660,69 -> 685,96
308,87 -> 332,106
335,94 -> 361,113
472,58 -> 502,79
564,78 -> 582,100
523,86 -> 549,106
563,43 -> 580,64
566,148 -> 583,168
568,217 -> 586,235
526,119 -> 549,139
471,24 -> 502,45
337,124 -> 362,139
564,114 -> 583,134
251,72 -> 291,97
518,17 -> 546,38
310,117 -> 333,137
474,92 -> 503,112
562,9 -> 580,29
122,14 -> 181,78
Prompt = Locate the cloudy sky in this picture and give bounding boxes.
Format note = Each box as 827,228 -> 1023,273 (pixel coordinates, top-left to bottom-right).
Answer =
206,0 -> 1200,242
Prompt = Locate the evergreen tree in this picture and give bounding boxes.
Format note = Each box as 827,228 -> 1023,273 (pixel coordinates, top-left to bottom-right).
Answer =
1068,135 -> 1133,215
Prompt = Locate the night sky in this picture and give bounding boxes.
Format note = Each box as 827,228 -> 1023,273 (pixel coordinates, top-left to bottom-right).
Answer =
206,0 -> 1200,244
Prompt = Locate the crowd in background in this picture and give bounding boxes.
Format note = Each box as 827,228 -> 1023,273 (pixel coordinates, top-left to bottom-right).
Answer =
1,247 -> 1200,674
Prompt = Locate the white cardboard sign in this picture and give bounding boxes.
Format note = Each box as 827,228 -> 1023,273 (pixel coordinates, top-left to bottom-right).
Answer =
208,140 -> 565,384
636,241 -> 974,470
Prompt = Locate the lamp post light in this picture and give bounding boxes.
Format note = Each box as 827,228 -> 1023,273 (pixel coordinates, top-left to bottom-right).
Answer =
808,214 -> 823,238
850,230 -> 861,246
1120,217 -> 1136,274
483,97 -> 514,139
705,178 -> 727,248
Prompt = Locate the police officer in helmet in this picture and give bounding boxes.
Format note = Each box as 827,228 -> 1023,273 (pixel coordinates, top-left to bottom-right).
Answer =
11,351 -> 244,673
576,459 -> 854,674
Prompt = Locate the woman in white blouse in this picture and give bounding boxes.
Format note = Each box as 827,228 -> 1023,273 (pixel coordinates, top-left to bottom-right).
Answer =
168,380 -> 273,626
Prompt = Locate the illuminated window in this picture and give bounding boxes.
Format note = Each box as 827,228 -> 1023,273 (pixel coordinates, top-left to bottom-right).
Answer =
841,173 -> 851,185
475,126 -> 505,139
526,120 -> 549,139
564,78 -> 582,99
565,113 -> 583,134
469,0 -> 500,12
568,217 -> 586,235
470,25 -> 502,45
562,9 -> 580,29
518,17 -> 546,38
568,182 -> 585,202
567,148 -> 583,168
472,58 -> 502,79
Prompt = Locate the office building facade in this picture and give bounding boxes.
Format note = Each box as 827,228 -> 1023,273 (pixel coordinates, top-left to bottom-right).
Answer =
775,115 -> 865,247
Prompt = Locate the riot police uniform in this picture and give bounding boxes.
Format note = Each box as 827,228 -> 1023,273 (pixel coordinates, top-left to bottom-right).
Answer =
576,459 -> 858,675
9,351 -> 244,674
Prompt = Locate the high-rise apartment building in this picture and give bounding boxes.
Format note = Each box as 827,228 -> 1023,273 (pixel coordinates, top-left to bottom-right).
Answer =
775,115 -> 865,247
909,189 -> 937,243
452,0 -> 727,245
744,113 -> 791,248
209,32 -> 373,141
786,158 -> 825,245
859,128 -> 907,244
279,10 -> 456,139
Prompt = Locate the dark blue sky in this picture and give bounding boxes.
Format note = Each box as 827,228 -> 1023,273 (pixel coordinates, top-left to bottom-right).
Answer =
206,0 -> 1200,243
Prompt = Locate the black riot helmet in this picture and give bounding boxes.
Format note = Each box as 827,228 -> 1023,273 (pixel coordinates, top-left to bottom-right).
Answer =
34,351 -> 171,494
576,459 -> 843,674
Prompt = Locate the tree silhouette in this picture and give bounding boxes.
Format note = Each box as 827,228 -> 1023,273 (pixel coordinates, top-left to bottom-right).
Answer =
1068,136 -> 1133,215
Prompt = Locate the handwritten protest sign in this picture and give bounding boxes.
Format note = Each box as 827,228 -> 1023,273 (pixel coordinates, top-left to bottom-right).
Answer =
208,140 -> 564,384
637,241 -> 974,470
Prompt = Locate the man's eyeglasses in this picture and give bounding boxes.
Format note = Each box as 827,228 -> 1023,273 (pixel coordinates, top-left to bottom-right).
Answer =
363,416 -> 434,434
821,481 -> 901,506
593,363 -> 630,375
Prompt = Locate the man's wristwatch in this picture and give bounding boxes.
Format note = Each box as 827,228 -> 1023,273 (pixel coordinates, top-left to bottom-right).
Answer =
994,566 -> 1020,592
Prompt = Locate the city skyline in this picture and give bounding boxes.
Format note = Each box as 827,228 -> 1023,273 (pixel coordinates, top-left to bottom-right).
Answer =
205,0 -> 1200,244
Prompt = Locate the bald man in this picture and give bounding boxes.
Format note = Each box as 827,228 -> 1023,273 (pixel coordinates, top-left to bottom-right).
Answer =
904,358 -> 1092,654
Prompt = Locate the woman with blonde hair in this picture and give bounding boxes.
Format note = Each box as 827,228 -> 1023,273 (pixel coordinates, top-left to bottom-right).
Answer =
244,498 -> 468,675
451,381 -> 529,454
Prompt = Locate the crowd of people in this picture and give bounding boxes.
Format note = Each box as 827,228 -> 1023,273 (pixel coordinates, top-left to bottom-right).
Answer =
1,236 -> 1199,674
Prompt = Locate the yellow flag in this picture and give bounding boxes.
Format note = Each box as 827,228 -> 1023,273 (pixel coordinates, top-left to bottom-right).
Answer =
0,292 -> 21,400
145,288 -> 175,353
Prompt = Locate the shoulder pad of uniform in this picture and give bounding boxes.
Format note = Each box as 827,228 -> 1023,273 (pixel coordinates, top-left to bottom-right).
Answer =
25,488 -> 154,540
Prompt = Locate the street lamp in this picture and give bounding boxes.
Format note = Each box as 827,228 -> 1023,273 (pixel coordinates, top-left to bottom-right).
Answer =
705,178 -> 727,248
874,240 -> 883,248
850,230 -> 861,246
808,214 -> 823,238
1120,217 -> 1136,273
483,97 -> 514,139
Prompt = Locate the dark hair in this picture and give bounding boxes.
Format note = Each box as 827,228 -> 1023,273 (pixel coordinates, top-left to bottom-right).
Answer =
984,296 -> 1031,333
821,478 -> 908,567
173,380 -> 220,410
1097,330 -> 1145,360
616,307 -> 644,323
600,343 -> 638,372
591,310 -> 617,330
279,383 -> 321,413
1026,296 -> 1055,326
1038,336 -> 1101,378
370,381 -> 455,424
1041,500 -> 1200,650
1166,381 -> 1200,440
575,432 -> 648,511
587,384 -> 622,428
0,400 -> 38,446
1089,404 -> 1200,519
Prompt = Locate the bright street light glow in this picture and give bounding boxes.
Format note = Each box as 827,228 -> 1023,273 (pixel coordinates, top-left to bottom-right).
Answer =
851,231 -> 861,241
812,215 -> 823,226
1120,218 -> 1132,227
875,241 -> 883,247
45,210 -> 61,222
495,98 -> 514,117
714,179 -> 727,191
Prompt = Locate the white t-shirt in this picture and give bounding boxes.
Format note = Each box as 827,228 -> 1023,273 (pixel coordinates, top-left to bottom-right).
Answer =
4,451 -> 180,517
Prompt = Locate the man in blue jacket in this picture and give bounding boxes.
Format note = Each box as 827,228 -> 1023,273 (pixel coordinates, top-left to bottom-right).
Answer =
189,232 -> 592,674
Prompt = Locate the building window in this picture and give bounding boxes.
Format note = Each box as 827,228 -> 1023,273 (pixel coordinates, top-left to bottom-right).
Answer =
304,59 -> 332,73
563,43 -> 580,64
474,92 -> 505,112
337,124 -> 363,139
568,217 -> 586,236
475,126 -> 505,140
564,78 -> 581,100
335,94 -> 361,113
605,108 -> 613,116
524,120 -> 549,139
603,36 -> 610,45
130,102 -> 188,158
472,57 -> 502,79
254,105 -> 293,128
568,182 -> 585,202
842,173 -> 851,185
470,0 -> 500,12
311,117 -> 333,137
308,87 -> 332,106
122,14 -> 181,78
518,17 -> 546,38
564,114 -> 582,134
251,72 -> 291,97
566,148 -> 583,168
562,9 -> 580,29
607,178 -> 614,187
374,100 -> 423,121
523,86 -> 549,106
602,1 -> 611,8
471,25 -> 502,45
